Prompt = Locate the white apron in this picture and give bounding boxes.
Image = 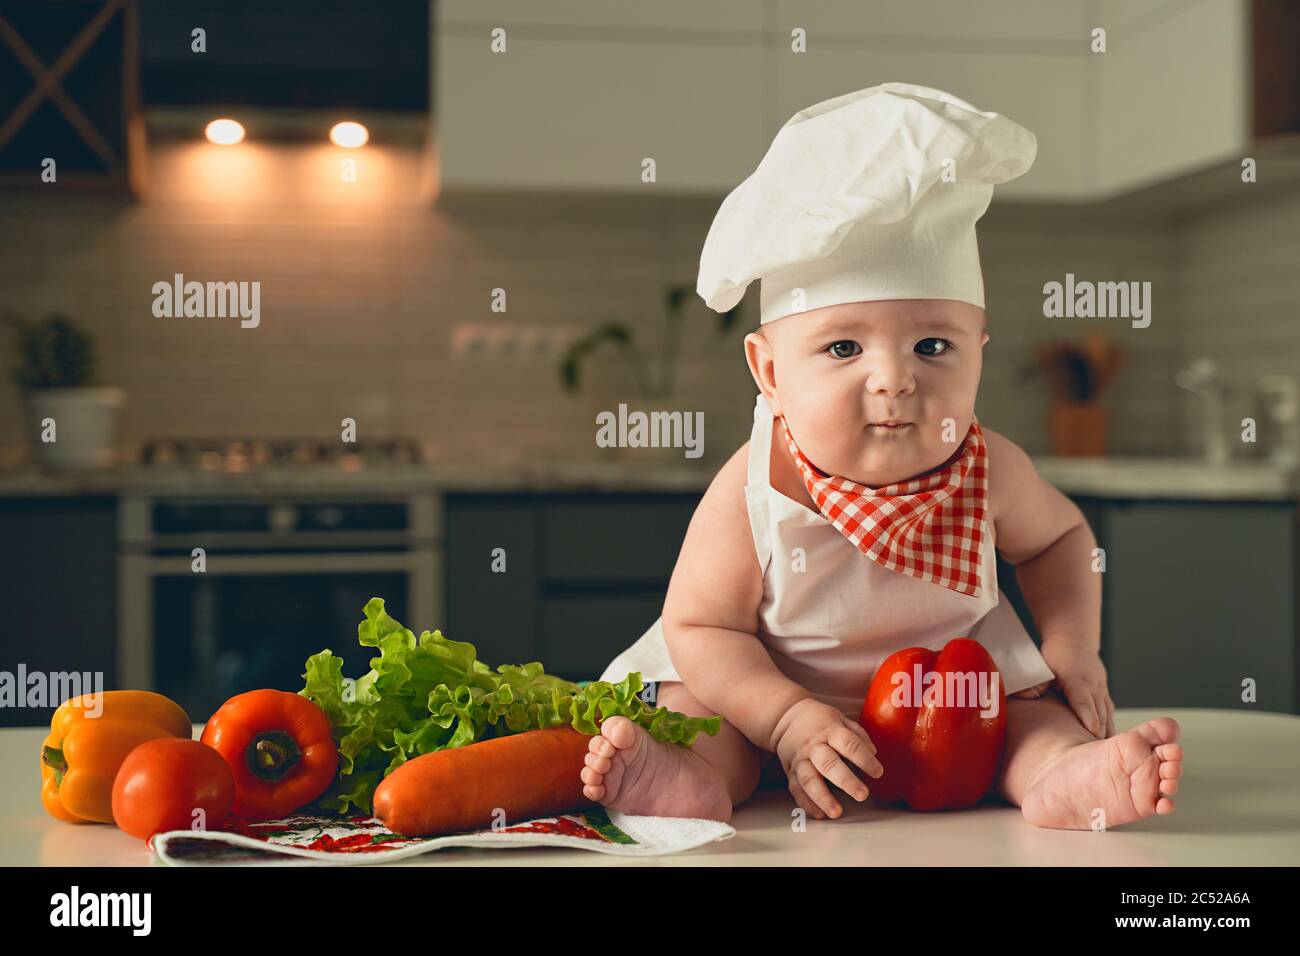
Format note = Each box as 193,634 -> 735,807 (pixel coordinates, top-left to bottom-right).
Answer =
599,393 -> 1056,717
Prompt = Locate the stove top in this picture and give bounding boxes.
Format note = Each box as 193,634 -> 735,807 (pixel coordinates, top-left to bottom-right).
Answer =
138,437 -> 427,472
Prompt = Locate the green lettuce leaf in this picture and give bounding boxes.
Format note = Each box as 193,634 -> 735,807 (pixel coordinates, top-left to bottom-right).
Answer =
300,597 -> 721,815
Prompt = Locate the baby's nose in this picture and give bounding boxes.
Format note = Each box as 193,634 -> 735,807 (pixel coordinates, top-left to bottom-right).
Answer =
865,358 -> 916,396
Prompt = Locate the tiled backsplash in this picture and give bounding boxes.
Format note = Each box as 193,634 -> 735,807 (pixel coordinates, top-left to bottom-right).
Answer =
1,140 -> 1293,467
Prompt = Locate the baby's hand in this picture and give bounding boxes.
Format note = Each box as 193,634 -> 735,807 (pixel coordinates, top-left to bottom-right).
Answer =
1019,642 -> 1116,739
770,698 -> 883,820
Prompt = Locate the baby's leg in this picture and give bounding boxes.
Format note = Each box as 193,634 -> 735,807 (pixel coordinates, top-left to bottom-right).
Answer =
580,680 -> 763,822
996,689 -> 1183,830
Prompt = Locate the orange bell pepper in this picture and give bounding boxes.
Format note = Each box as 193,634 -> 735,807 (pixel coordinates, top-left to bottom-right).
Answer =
40,691 -> 192,824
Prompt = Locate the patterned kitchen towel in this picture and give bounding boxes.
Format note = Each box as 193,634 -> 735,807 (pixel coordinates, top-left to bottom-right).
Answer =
151,806 -> 734,865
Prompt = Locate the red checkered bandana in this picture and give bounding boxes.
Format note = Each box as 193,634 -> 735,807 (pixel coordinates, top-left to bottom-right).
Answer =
778,416 -> 989,597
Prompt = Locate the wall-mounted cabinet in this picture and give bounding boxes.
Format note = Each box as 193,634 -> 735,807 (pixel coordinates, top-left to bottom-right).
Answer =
0,0 -> 145,195
435,31 -> 765,193
435,0 -> 764,193
435,0 -> 1279,203
1093,0 -> 1252,199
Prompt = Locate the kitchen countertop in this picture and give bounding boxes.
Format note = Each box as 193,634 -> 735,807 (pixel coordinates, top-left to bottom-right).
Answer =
5,708 -> 1297,866
0,456 -> 1296,500
0,461 -> 715,498
1032,456 -> 1299,502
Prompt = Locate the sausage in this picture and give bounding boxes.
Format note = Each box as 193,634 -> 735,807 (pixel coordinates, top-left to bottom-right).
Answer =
372,727 -> 596,836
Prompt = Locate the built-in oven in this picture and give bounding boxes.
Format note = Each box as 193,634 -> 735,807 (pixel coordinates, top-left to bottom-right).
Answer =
117,493 -> 442,720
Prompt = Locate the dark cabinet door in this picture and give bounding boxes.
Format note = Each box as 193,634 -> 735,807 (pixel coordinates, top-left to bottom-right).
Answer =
0,497 -> 116,727
444,492 -> 699,679
538,494 -> 697,681
444,496 -> 539,667
996,496 -> 1110,647
1102,502 -> 1296,712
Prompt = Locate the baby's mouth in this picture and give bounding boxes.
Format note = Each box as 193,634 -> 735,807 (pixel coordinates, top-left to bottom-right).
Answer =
867,420 -> 912,432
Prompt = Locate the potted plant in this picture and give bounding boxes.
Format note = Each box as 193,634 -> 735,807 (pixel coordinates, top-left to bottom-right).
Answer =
557,285 -> 742,463
4,311 -> 124,469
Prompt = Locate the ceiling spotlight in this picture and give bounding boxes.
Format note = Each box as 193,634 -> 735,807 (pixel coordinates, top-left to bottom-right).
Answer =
204,118 -> 245,145
329,121 -> 369,148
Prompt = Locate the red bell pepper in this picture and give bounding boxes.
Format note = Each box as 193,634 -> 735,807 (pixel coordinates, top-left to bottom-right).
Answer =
857,637 -> 1007,811
200,689 -> 339,819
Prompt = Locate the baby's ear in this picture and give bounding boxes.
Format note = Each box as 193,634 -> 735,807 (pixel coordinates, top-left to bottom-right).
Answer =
744,331 -> 779,401
980,331 -> 990,347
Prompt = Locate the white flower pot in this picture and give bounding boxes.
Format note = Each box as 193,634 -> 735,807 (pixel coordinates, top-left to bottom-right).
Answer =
24,387 -> 125,469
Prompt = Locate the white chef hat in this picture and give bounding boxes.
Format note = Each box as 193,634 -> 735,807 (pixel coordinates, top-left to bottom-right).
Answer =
697,82 -> 1037,325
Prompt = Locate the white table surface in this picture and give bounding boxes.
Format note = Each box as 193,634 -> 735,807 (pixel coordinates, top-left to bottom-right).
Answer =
7,708 -> 1298,866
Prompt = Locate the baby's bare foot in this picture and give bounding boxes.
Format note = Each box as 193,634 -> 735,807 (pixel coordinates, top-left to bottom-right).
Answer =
580,716 -> 732,822
1021,717 -> 1182,830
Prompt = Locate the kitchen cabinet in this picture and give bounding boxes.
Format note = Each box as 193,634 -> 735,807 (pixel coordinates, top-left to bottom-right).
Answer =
435,2 -> 765,193
0,497 -> 117,727
444,492 -> 697,679
770,1 -> 1091,200
1098,500 -> 1297,713
447,491 -> 1299,712
444,497 -> 541,666
439,0 -> 763,33
434,0 -> 1267,202
1093,0 -> 1251,197
0,1 -> 145,195
769,0 -> 1253,201
1003,496 -> 1298,713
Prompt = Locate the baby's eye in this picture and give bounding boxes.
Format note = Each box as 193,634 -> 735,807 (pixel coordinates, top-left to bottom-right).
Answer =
826,340 -> 861,359
914,338 -> 951,357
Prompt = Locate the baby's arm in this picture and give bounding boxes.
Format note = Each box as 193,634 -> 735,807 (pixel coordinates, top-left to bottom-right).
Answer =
985,429 -> 1115,736
660,443 -> 808,749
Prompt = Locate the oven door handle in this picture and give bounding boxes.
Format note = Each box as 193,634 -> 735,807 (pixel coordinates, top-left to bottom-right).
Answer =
143,552 -> 427,575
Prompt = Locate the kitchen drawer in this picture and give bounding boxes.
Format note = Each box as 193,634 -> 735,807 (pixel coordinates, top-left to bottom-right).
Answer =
540,495 -> 697,583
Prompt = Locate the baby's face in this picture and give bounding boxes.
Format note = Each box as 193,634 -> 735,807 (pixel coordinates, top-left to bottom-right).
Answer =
745,299 -> 987,487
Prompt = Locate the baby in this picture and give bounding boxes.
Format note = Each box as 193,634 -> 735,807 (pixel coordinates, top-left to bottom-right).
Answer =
584,84 -> 1182,830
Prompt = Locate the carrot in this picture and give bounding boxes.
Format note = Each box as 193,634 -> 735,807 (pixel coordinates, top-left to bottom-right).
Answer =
372,727 -> 596,836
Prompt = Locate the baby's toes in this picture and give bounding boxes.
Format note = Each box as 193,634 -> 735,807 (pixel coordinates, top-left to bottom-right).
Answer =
1156,742 -> 1183,766
1157,745 -> 1182,798
580,763 -> 607,801
1147,717 -> 1181,746
600,715 -> 639,750
585,750 -> 612,775
588,733 -> 616,759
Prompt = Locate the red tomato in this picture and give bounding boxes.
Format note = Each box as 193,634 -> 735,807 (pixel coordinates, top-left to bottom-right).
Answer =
111,738 -> 235,841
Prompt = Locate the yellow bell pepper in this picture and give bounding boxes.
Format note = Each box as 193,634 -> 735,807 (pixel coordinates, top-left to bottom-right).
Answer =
40,690 -> 192,824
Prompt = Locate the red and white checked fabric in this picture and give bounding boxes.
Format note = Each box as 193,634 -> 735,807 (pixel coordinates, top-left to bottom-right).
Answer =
777,416 -> 988,597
